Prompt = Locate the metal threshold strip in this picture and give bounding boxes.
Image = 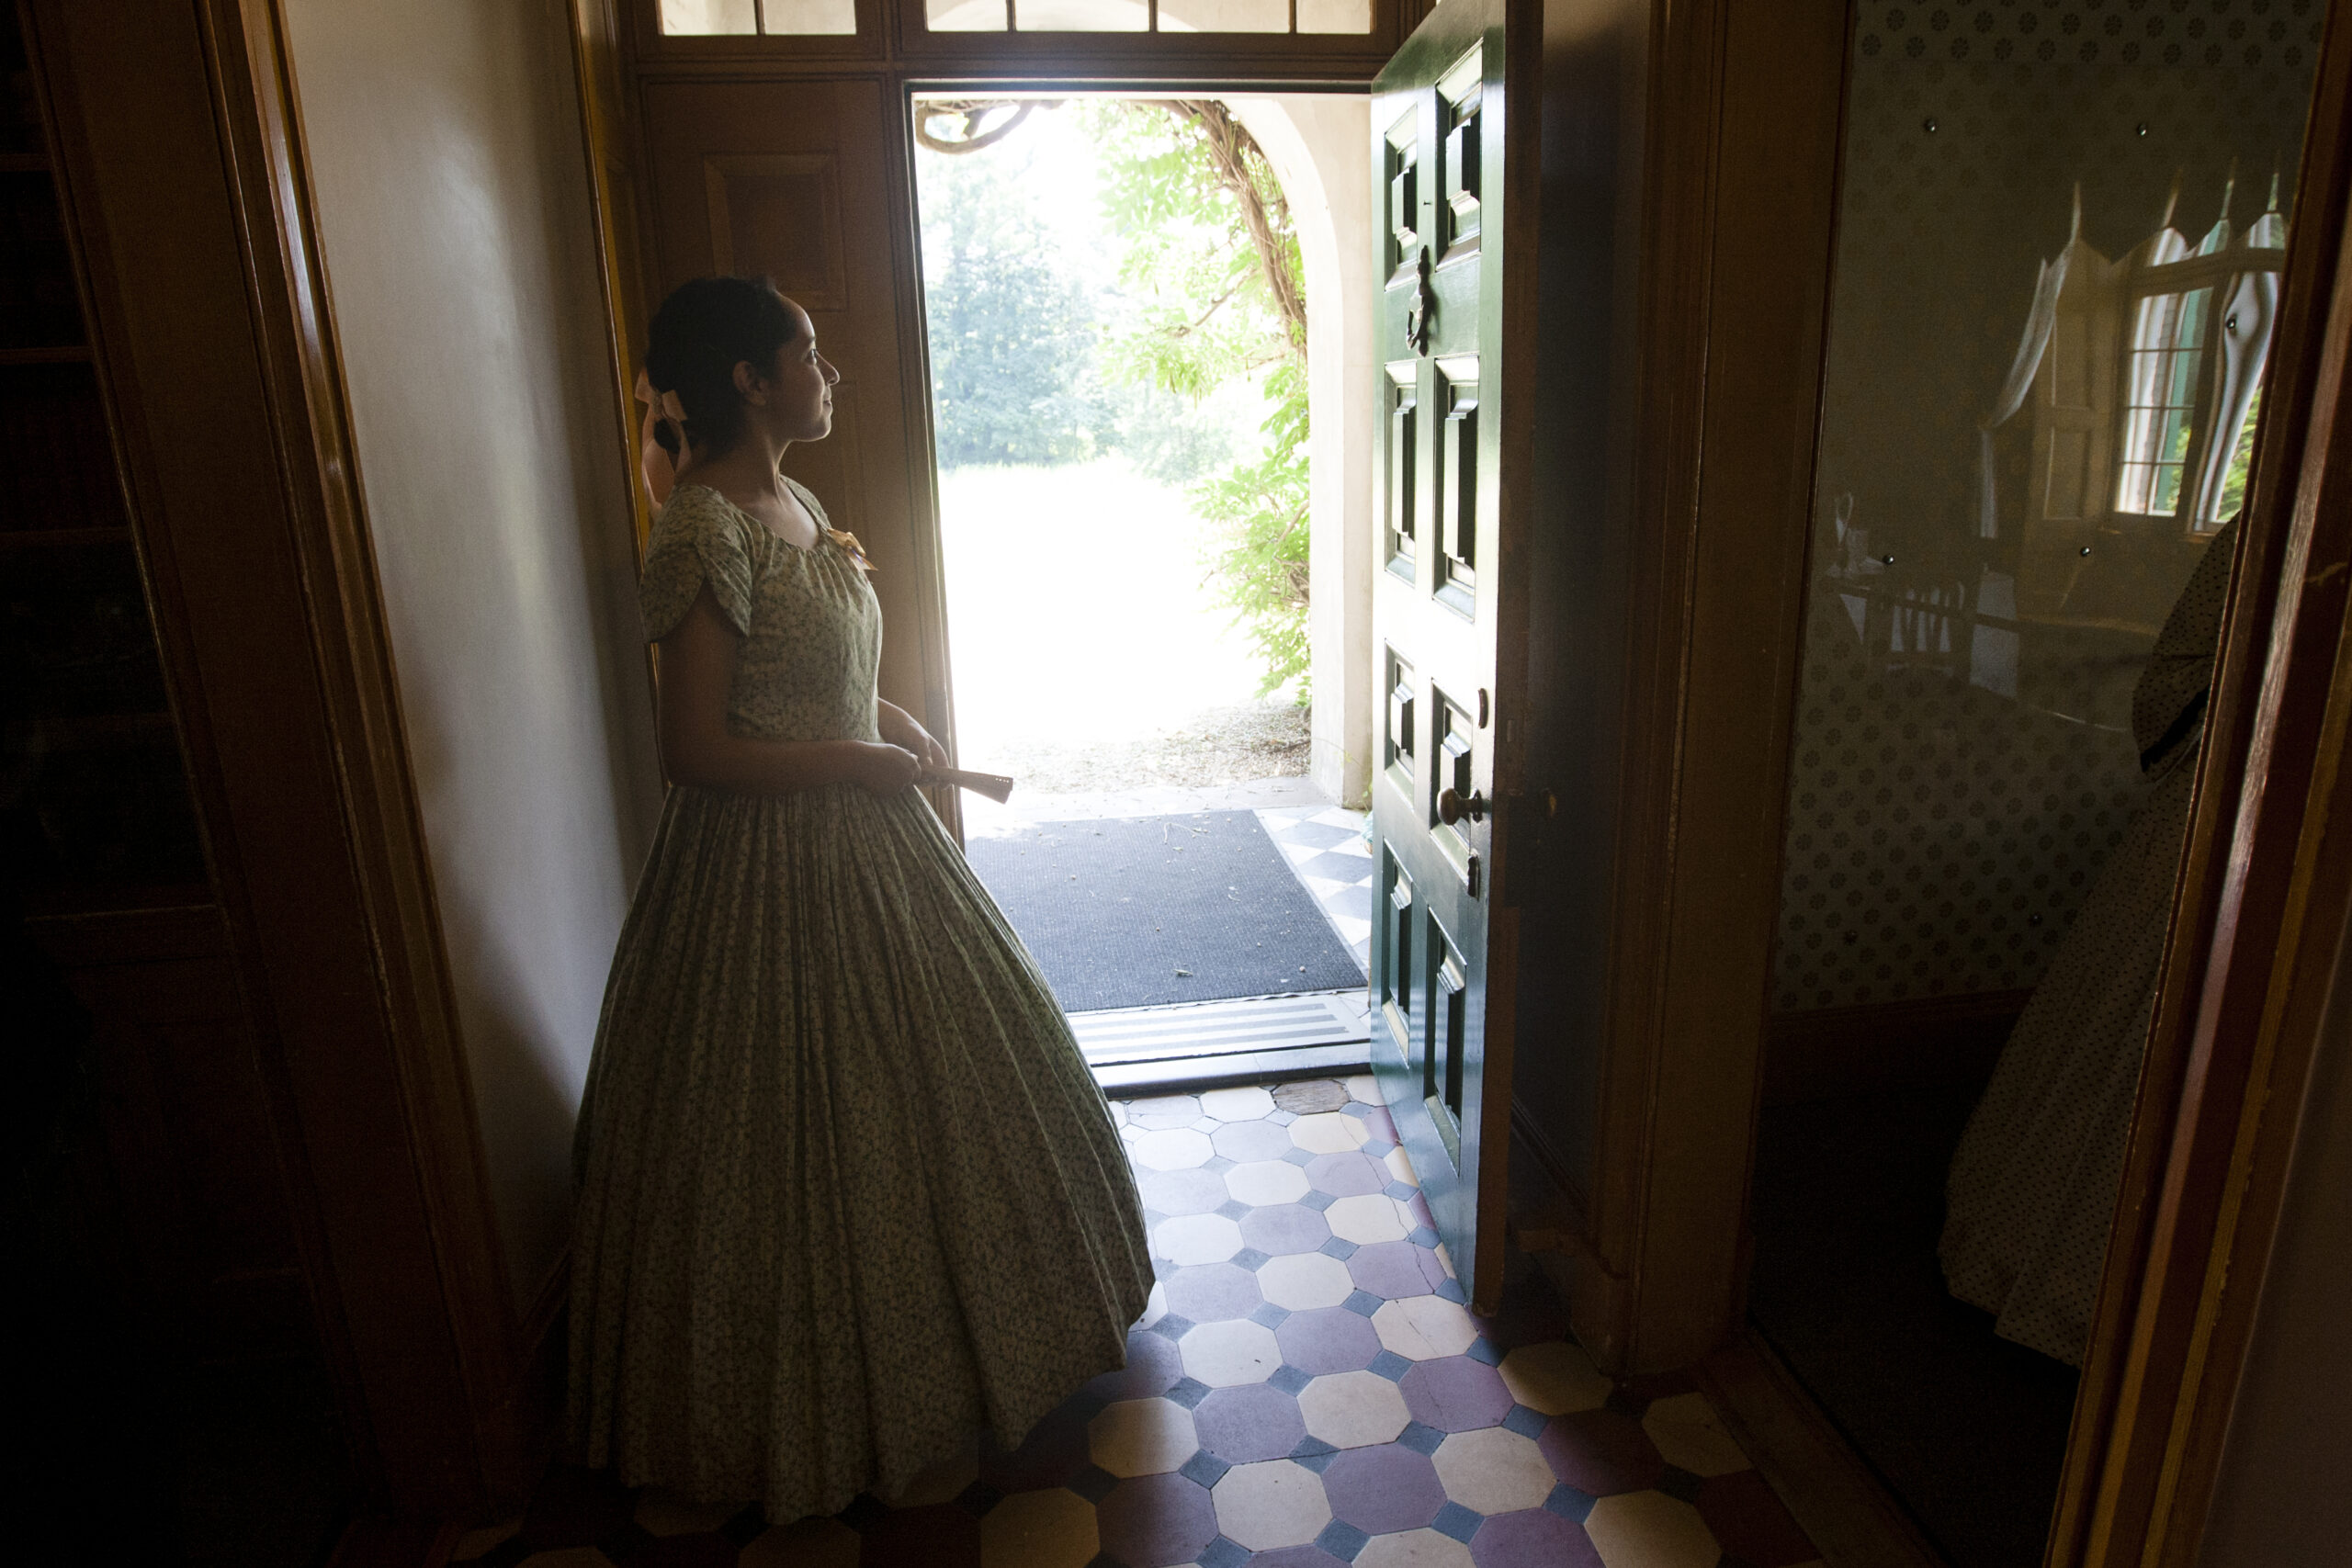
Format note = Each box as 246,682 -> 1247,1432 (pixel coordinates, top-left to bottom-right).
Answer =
1072,987 -> 1372,1094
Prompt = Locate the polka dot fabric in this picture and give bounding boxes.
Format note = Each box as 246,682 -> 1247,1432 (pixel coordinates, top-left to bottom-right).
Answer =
1941,522 -> 2236,1363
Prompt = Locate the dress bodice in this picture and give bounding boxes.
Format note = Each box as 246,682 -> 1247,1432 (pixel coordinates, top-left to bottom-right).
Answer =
639,479 -> 882,745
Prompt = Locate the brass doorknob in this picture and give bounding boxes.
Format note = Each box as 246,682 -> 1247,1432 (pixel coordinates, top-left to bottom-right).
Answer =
1438,788 -> 1487,825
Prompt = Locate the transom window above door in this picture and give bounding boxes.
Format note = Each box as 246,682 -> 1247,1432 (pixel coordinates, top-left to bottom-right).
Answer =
659,0 -> 1374,37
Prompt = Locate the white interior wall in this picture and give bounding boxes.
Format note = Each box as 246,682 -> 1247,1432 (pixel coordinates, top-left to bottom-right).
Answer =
1235,96 -> 1375,809
279,0 -> 663,1311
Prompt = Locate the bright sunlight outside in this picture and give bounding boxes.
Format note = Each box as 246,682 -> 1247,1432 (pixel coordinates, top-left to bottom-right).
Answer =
914,97 -> 1313,804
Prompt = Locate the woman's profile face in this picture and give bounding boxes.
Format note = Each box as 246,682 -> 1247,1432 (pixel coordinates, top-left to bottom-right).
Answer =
753,297 -> 840,445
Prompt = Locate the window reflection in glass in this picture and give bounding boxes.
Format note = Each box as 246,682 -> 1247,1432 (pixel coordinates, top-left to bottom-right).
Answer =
1770,2 -> 2320,1019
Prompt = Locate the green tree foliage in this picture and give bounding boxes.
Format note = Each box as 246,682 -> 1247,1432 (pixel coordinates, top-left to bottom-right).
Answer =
920,151 -> 1109,468
1086,101 -> 1312,698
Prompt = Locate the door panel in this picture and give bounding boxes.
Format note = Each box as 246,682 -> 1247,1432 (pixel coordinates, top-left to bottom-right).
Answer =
640,79 -> 944,754
1367,0 -> 1527,1310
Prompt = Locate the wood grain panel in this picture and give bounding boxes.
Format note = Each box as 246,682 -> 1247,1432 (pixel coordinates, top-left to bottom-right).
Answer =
641,77 -> 941,736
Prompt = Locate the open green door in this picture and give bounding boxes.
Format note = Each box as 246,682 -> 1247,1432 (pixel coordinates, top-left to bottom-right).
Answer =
1366,0 -> 1537,1314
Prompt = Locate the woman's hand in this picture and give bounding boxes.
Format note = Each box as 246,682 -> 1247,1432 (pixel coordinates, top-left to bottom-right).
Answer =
877,703 -> 950,772
852,741 -> 922,796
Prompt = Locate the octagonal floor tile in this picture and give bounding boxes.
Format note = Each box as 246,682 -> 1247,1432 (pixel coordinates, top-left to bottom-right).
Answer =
1344,1073 -> 1383,1104
1384,1145 -> 1419,1185
1180,1318 -> 1283,1387
1276,1305 -> 1385,1376
1239,1202 -> 1333,1258
1201,1086 -> 1277,1122
1499,1341 -> 1611,1416
1347,1241 -> 1444,1301
979,1484 -> 1099,1568
1096,1472 -> 1220,1568
1328,1194 -> 1411,1247
1398,1354 -> 1511,1432
1354,1528 -> 1476,1567
1128,1094 -> 1204,1130
1298,1369 -> 1411,1449
1469,1506 -> 1603,1568
1212,1459 -> 1332,1551
1319,1441 -> 1445,1536
1258,1251 -> 1356,1312
1089,1329 -> 1184,1404
854,1502 -> 978,1567
1091,1396 -> 1200,1478
1305,1150 -> 1388,1198
1640,1393 -> 1751,1478
1274,1079 -> 1351,1114
1163,1262 -> 1263,1324
1583,1489 -> 1721,1568
1291,1111 -> 1373,1155
1213,1118 -> 1297,1163
1372,1296 -> 1478,1360
1227,1159 -> 1313,1207
1137,1166 -> 1231,1218
1193,1380 -> 1308,1463
1155,1213 -> 1245,1267
1133,1128 -> 1216,1171
1538,1409 -> 1667,1498
1432,1426 -> 1557,1516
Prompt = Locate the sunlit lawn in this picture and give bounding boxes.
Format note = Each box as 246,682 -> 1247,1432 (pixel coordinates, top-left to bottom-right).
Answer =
938,456 -> 1289,781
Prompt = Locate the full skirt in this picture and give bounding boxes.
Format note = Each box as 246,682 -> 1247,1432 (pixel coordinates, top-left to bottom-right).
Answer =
566,782 -> 1152,1518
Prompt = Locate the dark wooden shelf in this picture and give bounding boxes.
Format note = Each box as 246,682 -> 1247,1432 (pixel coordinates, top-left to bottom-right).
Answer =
0,344 -> 94,365
0,525 -> 132,548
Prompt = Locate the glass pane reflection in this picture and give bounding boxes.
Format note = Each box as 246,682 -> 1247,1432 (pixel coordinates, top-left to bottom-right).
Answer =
1771,3 -> 2320,1015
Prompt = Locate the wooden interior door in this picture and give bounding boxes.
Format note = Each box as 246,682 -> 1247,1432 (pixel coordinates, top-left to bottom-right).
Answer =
638,78 -> 953,812
1366,0 -> 1530,1312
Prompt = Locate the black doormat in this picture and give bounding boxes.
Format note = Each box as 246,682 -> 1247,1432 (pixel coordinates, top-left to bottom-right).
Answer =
965,811 -> 1366,1012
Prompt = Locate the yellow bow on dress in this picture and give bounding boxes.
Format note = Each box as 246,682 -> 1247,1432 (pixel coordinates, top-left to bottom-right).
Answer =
824,528 -> 874,574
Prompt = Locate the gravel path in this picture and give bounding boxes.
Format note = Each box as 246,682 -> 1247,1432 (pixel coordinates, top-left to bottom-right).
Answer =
978,702 -> 1310,795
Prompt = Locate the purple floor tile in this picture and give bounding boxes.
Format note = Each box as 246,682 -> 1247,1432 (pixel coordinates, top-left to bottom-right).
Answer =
1238,1202 -> 1332,1258
1305,1151 -> 1388,1198
1399,1355 -> 1512,1433
1273,1306 -> 1384,1376
1139,1167 -> 1233,1217
1089,1328 -> 1185,1403
1249,1549 -> 1350,1568
1096,1472 -> 1219,1568
1164,1263 -> 1265,1324
1537,1408 -> 1666,1497
1346,1240 -> 1439,1301
1211,1119 -> 1296,1163
1469,1507 -> 1602,1568
1320,1442 -> 1446,1535
1358,1104 -> 1400,1143
1193,1381 -> 1308,1463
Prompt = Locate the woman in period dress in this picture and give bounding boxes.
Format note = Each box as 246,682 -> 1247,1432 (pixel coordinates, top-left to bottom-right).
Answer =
1940,517 -> 2239,1365
567,276 -> 1151,1518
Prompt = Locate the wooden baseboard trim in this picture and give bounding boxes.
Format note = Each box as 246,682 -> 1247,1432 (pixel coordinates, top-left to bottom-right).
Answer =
1696,1329 -> 1949,1568
1763,990 -> 2030,1105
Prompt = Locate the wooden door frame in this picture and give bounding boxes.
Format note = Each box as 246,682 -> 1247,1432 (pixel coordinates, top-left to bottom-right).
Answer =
24,0 -> 561,1539
1521,1 -> 2352,1564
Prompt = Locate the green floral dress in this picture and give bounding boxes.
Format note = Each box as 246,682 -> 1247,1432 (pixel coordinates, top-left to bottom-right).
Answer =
567,480 -> 1150,1518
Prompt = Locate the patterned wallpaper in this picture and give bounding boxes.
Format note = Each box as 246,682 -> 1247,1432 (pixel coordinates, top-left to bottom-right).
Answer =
1770,0 -> 2322,1013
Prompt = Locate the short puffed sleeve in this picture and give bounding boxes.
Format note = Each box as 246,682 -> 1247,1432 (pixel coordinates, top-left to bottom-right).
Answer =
639,486 -> 756,641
